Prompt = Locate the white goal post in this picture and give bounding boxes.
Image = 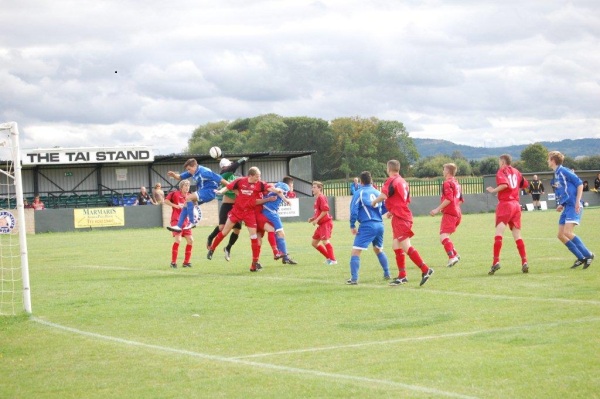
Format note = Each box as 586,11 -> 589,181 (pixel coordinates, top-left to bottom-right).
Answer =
0,122 -> 31,315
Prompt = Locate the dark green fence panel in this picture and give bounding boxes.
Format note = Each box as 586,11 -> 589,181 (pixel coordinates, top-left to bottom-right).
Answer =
323,177 -> 484,197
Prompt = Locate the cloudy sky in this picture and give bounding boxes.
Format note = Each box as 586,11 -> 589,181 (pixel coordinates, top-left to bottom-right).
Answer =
1,0 -> 599,155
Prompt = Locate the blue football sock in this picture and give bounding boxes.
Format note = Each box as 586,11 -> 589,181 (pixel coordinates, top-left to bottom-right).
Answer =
177,205 -> 188,228
377,252 -> 390,276
350,255 -> 360,281
571,236 -> 592,258
276,236 -> 288,256
186,201 -> 195,224
565,240 -> 584,259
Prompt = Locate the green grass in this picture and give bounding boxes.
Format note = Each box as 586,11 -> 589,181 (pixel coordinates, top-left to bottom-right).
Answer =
2,209 -> 599,398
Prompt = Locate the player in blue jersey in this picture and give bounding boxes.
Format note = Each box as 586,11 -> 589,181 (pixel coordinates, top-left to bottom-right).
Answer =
166,158 -> 229,232
258,176 -> 297,264
548,151 -> 594,269
346,171 -> 390,285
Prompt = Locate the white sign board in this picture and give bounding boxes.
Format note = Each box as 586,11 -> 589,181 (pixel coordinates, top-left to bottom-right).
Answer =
21,147 -> 154,165
277,198 -> 300,218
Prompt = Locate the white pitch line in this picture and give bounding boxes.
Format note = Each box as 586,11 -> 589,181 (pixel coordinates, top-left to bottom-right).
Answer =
231,317 -> 600,359
32,317 -> 478,399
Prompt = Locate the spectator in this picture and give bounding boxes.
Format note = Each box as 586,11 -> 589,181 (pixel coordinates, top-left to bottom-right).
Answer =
32,195 -> 45,210
528,175 -> 545,210
349,177 -> 360,195
152,183 -> 165,204
23,198 -> 33,209
582,181 -> 589,192
134,186 -> 156,206
593,173 -> 600,191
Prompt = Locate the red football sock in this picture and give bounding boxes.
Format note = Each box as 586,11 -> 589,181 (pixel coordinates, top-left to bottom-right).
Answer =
516,239 -> 527,264
407,246 -> 428,273
211,232 -> 225,250
183,244 -> 192,263
316,244 -> 329,259
171,242 -> 179,263
493,235 -> 503,264
251,238 -> 260,262
394,248 -> 406,278
442,238 -> 454,257
268,232 -> 278,255
325,243 -> 336,261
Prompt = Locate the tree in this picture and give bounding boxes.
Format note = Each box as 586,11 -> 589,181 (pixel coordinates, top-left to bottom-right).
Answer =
244,114 -> 288,151
378,120 -> 418,177
476,157 -> 500,176
520,143 -> 549,173
575,155 -> 600,171
187,121 -> 241,154
282,117 -> 335,180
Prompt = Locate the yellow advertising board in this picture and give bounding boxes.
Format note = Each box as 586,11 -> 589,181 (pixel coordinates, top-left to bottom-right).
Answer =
74,208 -> 125,228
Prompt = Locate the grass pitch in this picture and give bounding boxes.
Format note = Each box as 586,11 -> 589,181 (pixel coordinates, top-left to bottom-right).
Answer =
1,209 -> 599,398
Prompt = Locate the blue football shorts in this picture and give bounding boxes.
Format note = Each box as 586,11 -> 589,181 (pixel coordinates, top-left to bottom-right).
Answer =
352,222 -> 384,251
559,203 -> 582,225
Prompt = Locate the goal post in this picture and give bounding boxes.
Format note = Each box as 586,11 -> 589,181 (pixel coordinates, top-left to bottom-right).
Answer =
0,121 -> 31,315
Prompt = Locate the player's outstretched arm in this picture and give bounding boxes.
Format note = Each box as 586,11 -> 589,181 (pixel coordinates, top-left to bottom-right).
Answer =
167,171 -> 181,180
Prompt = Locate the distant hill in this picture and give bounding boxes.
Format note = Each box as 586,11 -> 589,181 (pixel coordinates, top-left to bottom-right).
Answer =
413,138 -> 600,161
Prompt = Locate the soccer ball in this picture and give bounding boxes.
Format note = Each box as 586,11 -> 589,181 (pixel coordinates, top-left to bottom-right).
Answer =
192,205 -> 202,224
209,146 -> 222,159
583,201 -> 589,207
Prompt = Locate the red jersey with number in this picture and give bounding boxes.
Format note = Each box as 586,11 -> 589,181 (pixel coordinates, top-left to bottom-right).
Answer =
227,177 -> 271,212
441,178 -> 463,217
496,166 -> 528,202
382,174 -> 412,222
312,194 -> 332,225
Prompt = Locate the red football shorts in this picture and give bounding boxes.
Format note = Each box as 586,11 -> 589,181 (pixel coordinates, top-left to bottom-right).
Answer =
391,216 -> 414,242
171,227 -> 192,238
255,211 -> 270,234
228,208 -> 257,229
495,201 -> 522,230
440,213 -> 461,235
312,220 -> 333,240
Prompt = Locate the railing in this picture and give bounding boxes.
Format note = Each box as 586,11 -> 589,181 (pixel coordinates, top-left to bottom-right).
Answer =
323,177 -> 485,197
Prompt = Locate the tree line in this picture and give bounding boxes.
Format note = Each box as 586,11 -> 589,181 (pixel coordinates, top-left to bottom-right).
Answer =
186,115 -> 600,179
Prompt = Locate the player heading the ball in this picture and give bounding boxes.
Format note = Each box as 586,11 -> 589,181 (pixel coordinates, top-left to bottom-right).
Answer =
166,158 -> 229,232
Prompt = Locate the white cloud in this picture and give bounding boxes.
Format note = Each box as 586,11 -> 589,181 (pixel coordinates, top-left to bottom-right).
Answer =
1,0 -> 599,155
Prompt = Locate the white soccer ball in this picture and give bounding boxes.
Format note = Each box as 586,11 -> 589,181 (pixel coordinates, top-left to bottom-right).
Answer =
209,146 -> 222,159
583,201 -> 589,207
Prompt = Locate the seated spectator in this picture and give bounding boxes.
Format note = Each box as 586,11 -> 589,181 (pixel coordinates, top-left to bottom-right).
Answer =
153,183 -> 165,204
23,198 -> 33,209
582,181 -> 589,192
594,173 -> 600,191
32,195 -> 45,210
134,186 -> 156,206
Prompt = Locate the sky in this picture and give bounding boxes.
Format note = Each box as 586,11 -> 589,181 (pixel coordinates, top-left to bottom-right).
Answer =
1,0 -> 599,155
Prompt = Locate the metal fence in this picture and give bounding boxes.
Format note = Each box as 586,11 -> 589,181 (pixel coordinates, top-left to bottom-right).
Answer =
323,177 -> 485,197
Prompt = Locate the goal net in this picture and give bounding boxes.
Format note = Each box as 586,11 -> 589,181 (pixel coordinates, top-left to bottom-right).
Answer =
0,122 -> 31,315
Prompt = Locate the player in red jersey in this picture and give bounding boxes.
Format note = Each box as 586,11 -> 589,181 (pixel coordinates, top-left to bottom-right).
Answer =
429,163 -> 464,267
164,180 -> 193,268
206,167 -> 286,272
485,154 -> 529,275
308,181 -> 337,265
372,160 -> 433,287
